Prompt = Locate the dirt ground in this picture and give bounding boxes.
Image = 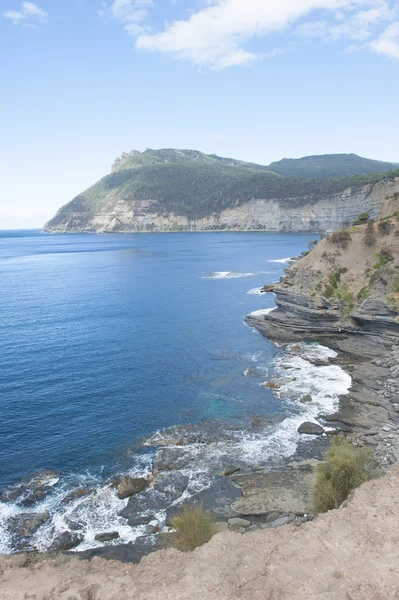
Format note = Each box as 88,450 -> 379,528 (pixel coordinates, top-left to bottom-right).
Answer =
1,470 -> 398,600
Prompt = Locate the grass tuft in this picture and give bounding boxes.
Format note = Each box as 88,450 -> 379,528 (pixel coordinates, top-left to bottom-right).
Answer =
166,503 -> 217,552
313,437 -> 379,513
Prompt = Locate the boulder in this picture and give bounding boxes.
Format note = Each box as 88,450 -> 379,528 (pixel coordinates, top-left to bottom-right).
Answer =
119,472 -> 189,526
228,517 -> 251,531
117,477 -> 149,500
8,512 -> 50,551
297,422 -> 325,435
8,512 -> 49,538
69,535 -> 161,564
94,531 -> 120,542
300,394 -> 313,404
155,448 -> 192,471
48,531 -> 83,552
270,516 -> 290,527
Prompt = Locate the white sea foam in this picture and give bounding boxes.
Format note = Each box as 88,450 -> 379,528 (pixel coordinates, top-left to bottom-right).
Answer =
246,287 -> 264,295
245,351 -> 265,362
248,308 -> 276,317
267,257 -> 294,264
203,271 -> 257,280
0,343 -> 351,556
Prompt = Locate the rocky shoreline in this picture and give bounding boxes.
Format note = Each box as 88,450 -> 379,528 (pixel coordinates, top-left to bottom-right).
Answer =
1,318 -> 397,565
2,215 -> 398,566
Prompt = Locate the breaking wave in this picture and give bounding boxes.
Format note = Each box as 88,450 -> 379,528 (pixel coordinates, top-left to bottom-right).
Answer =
267,257 -> 294,264
203,271 -> 257,279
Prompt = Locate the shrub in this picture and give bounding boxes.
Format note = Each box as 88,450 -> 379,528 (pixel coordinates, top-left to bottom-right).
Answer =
313,437 -> 379,513
378,219 -> 393,235
364,220 -> 376,246
167,503 -> 217,552
330,230 -> 352,248
353,212 -> 370,226
357,286 -> 370,302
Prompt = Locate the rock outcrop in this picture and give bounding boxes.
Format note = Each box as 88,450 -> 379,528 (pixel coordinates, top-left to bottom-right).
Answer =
247,209 -> 399,354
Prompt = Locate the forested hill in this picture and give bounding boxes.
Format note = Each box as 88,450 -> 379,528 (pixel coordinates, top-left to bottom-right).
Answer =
44,149 -> 399,232
268,153 -> 398,179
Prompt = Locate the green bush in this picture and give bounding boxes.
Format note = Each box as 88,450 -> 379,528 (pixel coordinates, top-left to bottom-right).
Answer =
313,438 -> 379,513
353,212 -> 370,226
364,220 -> 376,246
167,503 -> 217,552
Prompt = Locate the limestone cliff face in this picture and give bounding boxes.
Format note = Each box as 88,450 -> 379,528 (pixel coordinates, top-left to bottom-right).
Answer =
247,208 -> 399,354
44,177 -> 399,234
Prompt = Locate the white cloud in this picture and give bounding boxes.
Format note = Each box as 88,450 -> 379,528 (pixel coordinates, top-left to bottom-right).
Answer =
3,2 -> 47,25
329,2 -> 395,39
296,21 -> 329,37
100,0 -> 153,35
369,21 -> 399,57
131,0 -> 399,68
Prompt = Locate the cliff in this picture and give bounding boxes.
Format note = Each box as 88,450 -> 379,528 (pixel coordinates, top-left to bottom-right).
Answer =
247,204 -> 399,355
1,470 -> 398,599
43,149 -> 399,233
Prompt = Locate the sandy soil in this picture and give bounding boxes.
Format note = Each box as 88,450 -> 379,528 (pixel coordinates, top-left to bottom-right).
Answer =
1,470 -> 398,600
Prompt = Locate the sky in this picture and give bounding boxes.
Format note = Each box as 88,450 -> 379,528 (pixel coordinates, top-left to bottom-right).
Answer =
1,0 -> 399,228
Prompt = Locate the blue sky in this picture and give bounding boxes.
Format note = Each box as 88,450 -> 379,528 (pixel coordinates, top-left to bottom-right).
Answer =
1,0 -> 399,228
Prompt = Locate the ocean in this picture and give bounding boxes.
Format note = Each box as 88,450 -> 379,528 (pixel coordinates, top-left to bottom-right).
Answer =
0,230 -> 351,553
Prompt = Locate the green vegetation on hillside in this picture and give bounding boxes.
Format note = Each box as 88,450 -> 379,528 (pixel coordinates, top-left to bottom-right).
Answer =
268,153 -> 398,179
45,149 -> 399,226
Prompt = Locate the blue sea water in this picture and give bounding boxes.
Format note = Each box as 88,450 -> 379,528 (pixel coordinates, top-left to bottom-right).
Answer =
1,229 -> 315,486
2,229 -> 347,553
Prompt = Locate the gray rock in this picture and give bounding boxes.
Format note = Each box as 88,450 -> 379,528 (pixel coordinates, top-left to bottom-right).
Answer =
266,511 -> 281,523
298,422 -> 325,435
165,477 -> 242,524
8,512 -> 49,538
300,394 -> 313,404
155,448 -> 192,471
228,517 -> 251,530
94,531 -> 120,542
270,516 -> 290,527
119,472 -> 189,526
49,531 -> 83,552
62,488 -> 91,504
69,535 -> 161,564
117,476 -> 149,500
224,467 -> 241,477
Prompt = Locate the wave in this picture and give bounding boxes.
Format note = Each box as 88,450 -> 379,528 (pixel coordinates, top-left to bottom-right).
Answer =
267,257 -> 294,264
203,271 -> 257,279
247,308 -> 276,317
246,287 -> 264,295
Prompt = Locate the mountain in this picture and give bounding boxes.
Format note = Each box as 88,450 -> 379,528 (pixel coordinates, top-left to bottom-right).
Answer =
268,153 -> 398,179
44,149 -> 399,233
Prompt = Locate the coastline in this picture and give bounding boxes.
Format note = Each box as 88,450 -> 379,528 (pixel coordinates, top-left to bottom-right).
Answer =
1,225 -> 398,565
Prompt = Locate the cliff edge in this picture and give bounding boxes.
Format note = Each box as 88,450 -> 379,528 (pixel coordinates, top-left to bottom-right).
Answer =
1,470 -> 398,599
247,204 -> 399,356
